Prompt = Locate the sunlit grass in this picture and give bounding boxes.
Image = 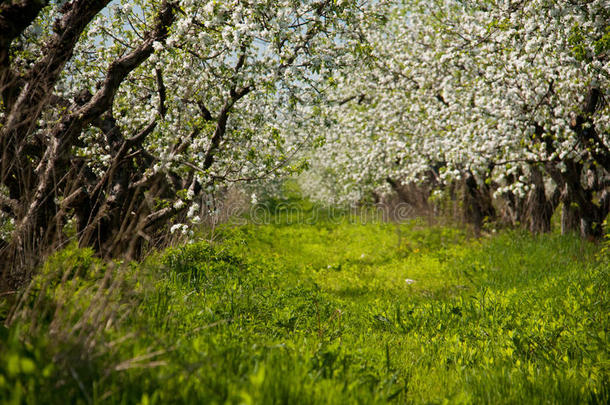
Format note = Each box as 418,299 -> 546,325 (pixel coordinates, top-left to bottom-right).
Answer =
1,214 -> 608,404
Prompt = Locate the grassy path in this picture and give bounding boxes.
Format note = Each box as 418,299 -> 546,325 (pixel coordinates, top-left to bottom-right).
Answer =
1,220 -> 609,404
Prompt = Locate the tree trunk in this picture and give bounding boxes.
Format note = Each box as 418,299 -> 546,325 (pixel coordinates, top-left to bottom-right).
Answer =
0,1 -> 178,288
547,160 -> 609,240
386,177 -> 431,215
560,200 -> 580,235
463,171 -> 495,236
525,165 -> 555,234
498,170 -> 527,227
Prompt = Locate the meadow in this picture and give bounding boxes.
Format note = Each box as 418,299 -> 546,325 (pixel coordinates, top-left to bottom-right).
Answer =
1,203 -> 608,404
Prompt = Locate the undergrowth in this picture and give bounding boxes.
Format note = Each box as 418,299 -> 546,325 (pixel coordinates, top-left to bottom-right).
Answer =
1,214 -> 608,404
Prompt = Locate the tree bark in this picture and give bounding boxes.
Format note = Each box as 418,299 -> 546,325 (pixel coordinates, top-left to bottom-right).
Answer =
0,1 -> 177,287
463,171 -> 496,236
547,160 -> 609,239
525,165 -> 556,234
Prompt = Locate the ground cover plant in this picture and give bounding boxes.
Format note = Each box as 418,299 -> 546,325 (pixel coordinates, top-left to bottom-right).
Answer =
1,204 -> 608,404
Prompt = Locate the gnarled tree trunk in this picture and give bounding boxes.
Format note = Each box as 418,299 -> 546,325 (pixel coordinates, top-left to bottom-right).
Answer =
0,1 -> 179,289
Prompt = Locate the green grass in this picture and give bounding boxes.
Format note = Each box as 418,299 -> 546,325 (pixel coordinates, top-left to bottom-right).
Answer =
1,215 -> 608,404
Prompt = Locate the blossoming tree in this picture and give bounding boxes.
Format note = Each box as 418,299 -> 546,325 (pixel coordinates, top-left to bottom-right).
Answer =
0,0 -> 362,283
307,0 -> 609,236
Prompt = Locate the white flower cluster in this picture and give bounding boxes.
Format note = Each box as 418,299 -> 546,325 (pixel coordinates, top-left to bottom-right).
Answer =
37,0 -> 367,230
303,0 -> 610,204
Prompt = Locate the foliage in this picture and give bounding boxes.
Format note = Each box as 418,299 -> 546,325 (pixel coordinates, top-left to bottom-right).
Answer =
1,217 -> 608,404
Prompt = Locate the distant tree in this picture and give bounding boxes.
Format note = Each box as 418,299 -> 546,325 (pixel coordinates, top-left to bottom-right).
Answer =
305,0 -> 610,237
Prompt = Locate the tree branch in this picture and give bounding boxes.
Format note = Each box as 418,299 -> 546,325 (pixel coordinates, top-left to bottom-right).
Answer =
155,68 -> 167,118
0,0 -> 49,107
